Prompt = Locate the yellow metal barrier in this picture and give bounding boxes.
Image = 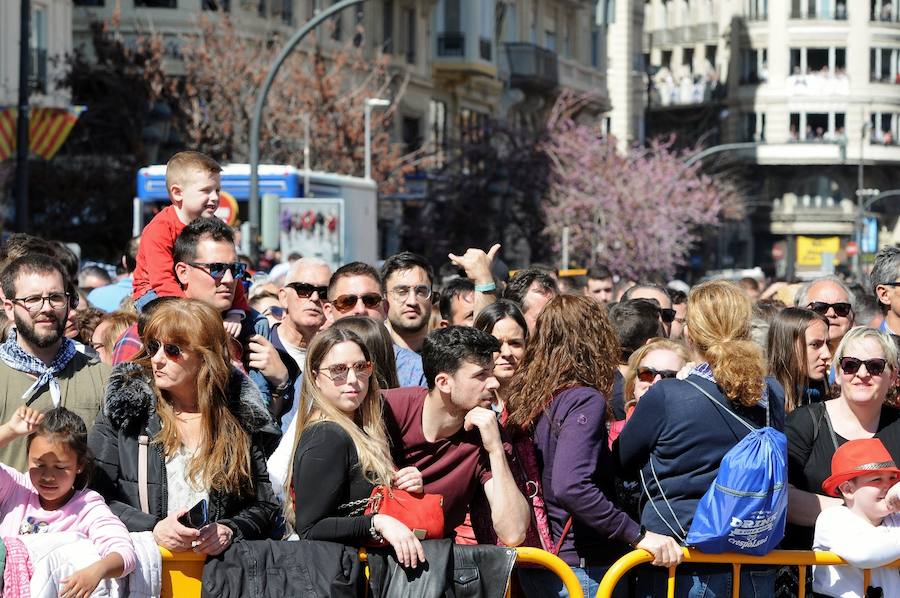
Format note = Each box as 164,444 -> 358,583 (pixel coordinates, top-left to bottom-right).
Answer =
596,548 -> 900,598
160,545 -> 584,598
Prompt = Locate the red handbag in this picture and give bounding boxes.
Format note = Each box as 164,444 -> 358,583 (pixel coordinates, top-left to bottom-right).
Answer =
364,486 -> 445,541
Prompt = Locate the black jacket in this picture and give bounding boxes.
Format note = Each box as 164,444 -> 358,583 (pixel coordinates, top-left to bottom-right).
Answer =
88,362 -> 281,540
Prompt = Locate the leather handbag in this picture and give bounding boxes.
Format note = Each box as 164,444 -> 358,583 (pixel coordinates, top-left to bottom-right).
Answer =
364,486 -> 445,541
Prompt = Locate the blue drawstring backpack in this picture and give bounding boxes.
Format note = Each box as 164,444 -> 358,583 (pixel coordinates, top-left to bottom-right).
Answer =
640,379 -> 788,556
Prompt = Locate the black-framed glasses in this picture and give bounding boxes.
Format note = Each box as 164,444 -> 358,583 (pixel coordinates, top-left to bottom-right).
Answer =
840,356 -> 888,377
189,262 -> 248,282
317,360 -> 374,383
285,282 -> 328,299
146,340 -> 183,359
879,282 -> 900,288
636,366 -> 679,383
331,293 -> 383,313
389,285 -> 432,301
11,292 -> 69,314
808,301 -> 852,318
659,308 -> 676,324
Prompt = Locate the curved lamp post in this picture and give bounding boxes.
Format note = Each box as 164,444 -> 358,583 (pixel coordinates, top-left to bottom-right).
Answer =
248,0 -> 370,260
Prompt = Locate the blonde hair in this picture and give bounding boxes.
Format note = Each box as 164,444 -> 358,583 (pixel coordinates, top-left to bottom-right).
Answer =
139,300 -> 253,496
687,280 -> 767,406
165,151 -> 222,197
624,338 -> 690,408
96,310 -> 137,360
283,328 -> 395,528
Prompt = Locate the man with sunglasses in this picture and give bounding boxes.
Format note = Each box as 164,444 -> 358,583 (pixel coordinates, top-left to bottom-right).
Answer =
872,246 -> 900,337
323,262 -> 426,388
0,254 -> 109,472
796,276 -> 856,355
621,283 -> 676,338
381,252 -> 435,353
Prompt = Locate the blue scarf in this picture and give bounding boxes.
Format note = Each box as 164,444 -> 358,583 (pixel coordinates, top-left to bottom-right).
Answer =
0,329 -> 77,406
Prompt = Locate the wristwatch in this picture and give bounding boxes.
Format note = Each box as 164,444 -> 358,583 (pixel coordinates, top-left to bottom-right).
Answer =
629,525 -> 647,548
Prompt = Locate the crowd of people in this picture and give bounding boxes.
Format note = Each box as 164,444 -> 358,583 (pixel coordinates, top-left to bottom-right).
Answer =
0,150 -> 899,597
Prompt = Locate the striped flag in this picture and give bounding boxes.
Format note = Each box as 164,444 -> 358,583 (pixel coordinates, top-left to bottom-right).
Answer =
0,105 -> 86,162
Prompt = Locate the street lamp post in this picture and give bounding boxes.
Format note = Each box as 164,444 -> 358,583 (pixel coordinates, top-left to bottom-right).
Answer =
364,98 -> 390,180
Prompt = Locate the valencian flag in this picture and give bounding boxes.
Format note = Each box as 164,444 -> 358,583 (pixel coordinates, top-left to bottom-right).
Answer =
0,106 -> 85,162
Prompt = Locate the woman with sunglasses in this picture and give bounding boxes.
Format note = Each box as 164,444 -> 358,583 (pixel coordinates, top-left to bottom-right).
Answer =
505,295 -> 682,598
283,327 -> 426,568
784,327 -> 900,551
609,339 -> 690,447
89,299 -> 281,554
767,307 -> 832,414
618,280 -> 784,597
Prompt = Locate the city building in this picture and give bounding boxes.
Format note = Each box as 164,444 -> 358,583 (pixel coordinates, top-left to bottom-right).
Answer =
629,0 -> 900,278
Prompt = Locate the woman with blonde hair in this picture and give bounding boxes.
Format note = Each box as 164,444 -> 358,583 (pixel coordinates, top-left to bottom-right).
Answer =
619,280 -> 784,597
505,295 -> 682,598
285,327 -> 426,568
89,299 -> 280,554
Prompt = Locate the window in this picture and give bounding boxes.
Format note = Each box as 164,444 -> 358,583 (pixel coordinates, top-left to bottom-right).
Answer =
742,113 -> 766,142
545,31 -> 556,51
258,0 -> 266,17
872,0 -> 899,21
591,29 -> 601,68
791,0 -> 846,18
705,45 -> 717,69
870,112 -> 900,144
790,111 -> 846,141
134,0 -> 177,6
598,0 -> 616,25
402,117 -> 422,154
790,47 -> 846,75
428,99 -> 448,165
747,0 -> 767,19
202,0 -> 230,11
29,6 -> 47,93
683,48 -> 694,73
74,0 -> 105,5
870,47 -> 899,82
383,0 -> 394,53
480,0 -> 494,61
403,7 -> 416,64
662,49 -> 673,69
278,0 -> 293,26
741,48 -> 767,83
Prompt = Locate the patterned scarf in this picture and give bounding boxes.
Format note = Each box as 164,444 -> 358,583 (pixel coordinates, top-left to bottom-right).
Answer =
0,329 -> 77,406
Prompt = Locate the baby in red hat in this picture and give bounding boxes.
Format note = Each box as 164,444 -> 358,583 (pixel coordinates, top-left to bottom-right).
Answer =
813,437 -> 900,598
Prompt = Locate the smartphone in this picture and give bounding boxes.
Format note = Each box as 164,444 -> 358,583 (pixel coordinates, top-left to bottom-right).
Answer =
177,498 -> 209,529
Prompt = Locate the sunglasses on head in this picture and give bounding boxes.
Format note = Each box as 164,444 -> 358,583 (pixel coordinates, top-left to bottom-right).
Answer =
189,262 -> 248,282
146,339 -> 183,358
330,293 -> 383,313
286,282 -> 328,299
840,356 -> 888,377
808,301 -> 852,318
636,366 -> 679,383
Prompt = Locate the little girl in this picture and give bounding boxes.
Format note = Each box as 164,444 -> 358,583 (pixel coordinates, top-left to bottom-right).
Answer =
0,405 -> 135,597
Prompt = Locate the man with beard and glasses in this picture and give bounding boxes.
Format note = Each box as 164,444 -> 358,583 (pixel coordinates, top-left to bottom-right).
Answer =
0,254 -> 109,471
381,252 -> 434,353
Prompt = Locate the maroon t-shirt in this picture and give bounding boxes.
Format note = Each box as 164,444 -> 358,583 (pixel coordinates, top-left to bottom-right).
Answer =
382,387 -> 493,535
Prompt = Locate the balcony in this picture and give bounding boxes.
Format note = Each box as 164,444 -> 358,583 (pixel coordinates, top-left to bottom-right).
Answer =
433,31 -> 498,81
558,56 -> 608,106
505,43 -> 559,92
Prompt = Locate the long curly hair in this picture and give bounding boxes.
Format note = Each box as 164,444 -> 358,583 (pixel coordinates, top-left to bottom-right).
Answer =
504,295 -> 619,431
138,300 -> 253,497
687,280 -> 766,407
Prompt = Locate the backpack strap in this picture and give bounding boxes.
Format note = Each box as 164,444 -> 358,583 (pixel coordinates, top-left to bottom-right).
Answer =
138,434 -> 150,514
639,458 -> 688,543
684,379 -> 758,431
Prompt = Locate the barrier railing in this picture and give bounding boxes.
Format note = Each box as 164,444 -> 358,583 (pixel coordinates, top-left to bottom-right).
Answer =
159,544 -> 584,598
596,548 -> 900,598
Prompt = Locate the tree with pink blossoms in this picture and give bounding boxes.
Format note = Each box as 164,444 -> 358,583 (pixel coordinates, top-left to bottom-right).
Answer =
542,93 -> 742,280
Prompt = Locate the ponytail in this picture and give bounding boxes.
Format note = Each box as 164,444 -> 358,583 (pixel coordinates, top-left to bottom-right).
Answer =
705,340 -> 766,407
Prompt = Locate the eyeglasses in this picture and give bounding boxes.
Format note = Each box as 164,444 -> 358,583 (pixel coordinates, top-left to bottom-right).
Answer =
879,282 -> 900,287
636,366 -> 679,383
808,301 -> 852,318
840,356 -> 888,377
658,308 -> 676,324
11,293 -> 69,314
189,262 -> 248,282
389,285 -> 432,301
146,339 -> 183,359
317,360 -> 374,383
262,306 -> 285,320
330,293 -> 383,313
285,282 -> 328,299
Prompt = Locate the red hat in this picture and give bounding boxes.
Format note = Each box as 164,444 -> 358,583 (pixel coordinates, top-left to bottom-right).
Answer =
822,438 -> 900,497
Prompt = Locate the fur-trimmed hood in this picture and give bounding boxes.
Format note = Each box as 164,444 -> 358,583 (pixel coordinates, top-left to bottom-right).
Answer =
104,361 -> 279,440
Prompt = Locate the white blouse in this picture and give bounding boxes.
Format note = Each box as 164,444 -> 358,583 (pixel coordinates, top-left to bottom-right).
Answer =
165,444 -> 210,515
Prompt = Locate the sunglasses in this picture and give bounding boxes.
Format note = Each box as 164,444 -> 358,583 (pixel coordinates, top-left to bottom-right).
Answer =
636,366 -> 679,383
808,301 -> 852,318
330,293 -> 383,313
389,285 -> 433,302
840,356 -> 888,377
286,282 -> 328,299
318,360 -> 374,383
146,339 -> 183,359
189,262 -> 248,282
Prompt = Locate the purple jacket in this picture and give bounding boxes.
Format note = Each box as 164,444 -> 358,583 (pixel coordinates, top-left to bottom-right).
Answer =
533,386 -> 641,567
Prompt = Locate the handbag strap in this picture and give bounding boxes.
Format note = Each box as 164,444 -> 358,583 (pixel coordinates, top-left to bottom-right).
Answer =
138,434 -> 150,514
551,516 -> 573,556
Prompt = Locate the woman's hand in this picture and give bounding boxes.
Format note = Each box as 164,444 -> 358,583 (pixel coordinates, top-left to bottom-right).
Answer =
372,514 -> 426,569
393,467 -> 424,494
193,522 -> 234,556
636,531 -> 684,567
153,510 -> 201,552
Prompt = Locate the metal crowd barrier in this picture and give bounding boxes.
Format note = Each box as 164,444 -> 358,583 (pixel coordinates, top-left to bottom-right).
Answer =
159,544 -> 584,598
596,548 -> 900,598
